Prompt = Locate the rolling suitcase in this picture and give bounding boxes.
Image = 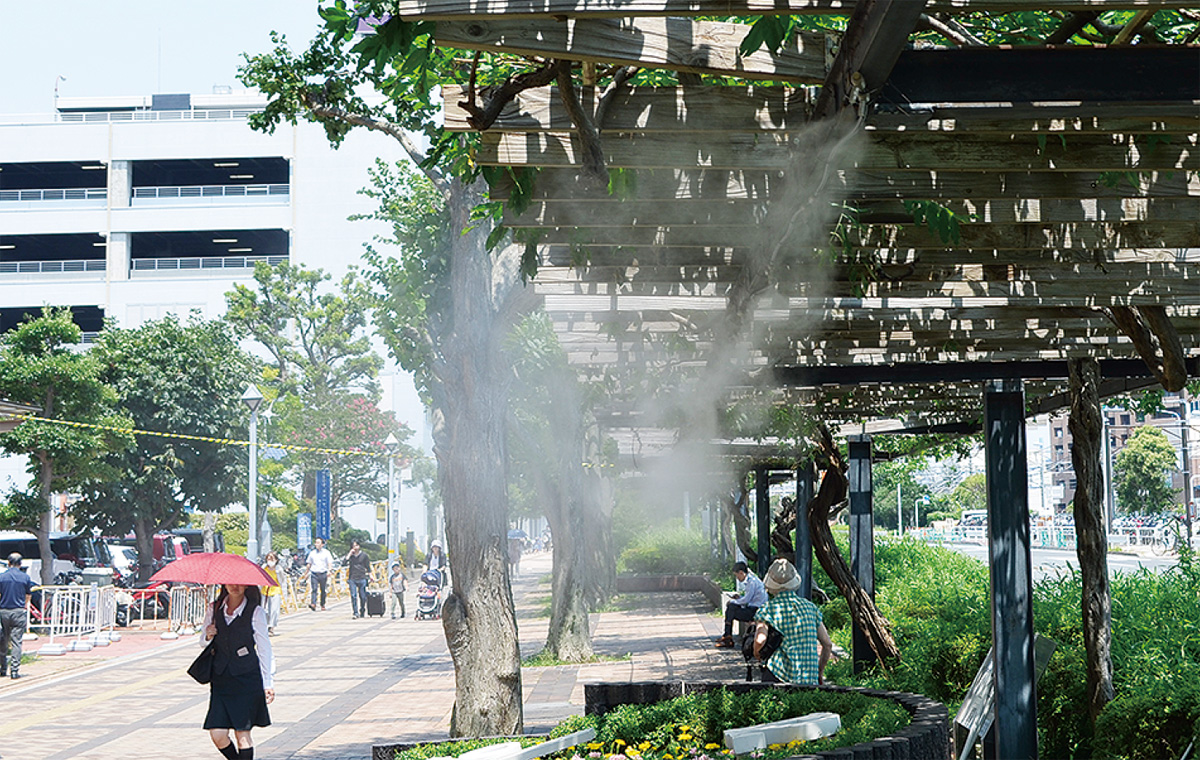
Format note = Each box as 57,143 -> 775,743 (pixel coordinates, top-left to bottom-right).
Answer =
365,589 -> 386,617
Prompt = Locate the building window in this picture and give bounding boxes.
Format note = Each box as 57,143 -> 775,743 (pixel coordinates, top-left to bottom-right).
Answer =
1121,414 -> 1131,426
1054,428 -> 1063,438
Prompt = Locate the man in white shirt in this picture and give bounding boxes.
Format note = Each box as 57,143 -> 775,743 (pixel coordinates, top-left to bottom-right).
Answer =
306,537 -> 334,611
715,561 -> 768,648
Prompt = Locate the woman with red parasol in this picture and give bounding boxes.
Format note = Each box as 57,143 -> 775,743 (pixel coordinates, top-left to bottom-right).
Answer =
153,554 -> 277,759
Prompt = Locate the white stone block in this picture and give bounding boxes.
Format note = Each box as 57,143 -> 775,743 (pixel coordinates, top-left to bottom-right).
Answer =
723,712 -> 841,754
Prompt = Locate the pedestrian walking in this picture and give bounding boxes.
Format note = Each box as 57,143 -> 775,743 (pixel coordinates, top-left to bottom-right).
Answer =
0,552 -> 34,679
306,537 -> 334,610
261,552 -> 281,635
345,541 -> 371,618
388,561 -> 407,619
199,583 -> 275,759
427,540 -> 448,587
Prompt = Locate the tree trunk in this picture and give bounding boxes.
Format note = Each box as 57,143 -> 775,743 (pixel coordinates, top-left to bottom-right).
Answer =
436,177 -> 523,737
579,467 -> 616,609
770,495 -> 798,565
1068,357 -> 1115,725
543,486 -> 594,661
133,516 -> 157,584
807,430 -> 900,666
36,454 -> 54,585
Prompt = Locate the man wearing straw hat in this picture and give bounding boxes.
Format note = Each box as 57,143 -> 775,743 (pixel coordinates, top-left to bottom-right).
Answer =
752,558 -> 834,685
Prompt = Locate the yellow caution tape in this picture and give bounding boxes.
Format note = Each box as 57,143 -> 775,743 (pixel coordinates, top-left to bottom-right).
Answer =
0,413 -> 400,460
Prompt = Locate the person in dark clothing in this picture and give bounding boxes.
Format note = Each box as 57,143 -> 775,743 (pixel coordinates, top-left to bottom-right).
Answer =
199,584 -> 275,760
345,541 -> 372,618
0,552 -> 35,679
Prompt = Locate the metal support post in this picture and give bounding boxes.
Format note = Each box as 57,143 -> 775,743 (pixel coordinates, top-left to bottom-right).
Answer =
984,379 -> 1037,760
795,461 -> 815,600
847,435 -> 876,674
755,466 -> 771,579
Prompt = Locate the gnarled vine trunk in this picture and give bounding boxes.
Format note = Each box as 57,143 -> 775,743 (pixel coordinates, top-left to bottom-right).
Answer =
807,429 -> 900,666
435,178 -> 522,737
1068,357 -> 1114,725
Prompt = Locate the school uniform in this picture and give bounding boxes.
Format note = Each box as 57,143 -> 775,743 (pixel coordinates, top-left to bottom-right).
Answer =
200,598 -> 274,731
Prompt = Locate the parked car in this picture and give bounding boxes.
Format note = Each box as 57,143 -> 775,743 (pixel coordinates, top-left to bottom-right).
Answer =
111,533 -> 191,570
0,530 -> 92,582
170,528 -> 225,553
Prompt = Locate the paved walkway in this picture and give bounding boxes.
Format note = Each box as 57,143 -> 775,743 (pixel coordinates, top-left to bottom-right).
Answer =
0,552 -> 737,760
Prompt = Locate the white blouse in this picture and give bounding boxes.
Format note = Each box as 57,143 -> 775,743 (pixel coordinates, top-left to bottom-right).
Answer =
200,597 -> 276,688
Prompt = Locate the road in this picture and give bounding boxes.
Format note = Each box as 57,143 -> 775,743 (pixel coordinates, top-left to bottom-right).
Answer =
942,542 -> 1177,581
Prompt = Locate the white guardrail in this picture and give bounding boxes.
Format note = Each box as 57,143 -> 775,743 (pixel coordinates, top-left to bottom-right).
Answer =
915,524 -> 1178,552
31,584 -> 119,655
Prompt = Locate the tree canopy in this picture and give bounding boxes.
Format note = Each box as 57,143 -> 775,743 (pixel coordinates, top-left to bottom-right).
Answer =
1114,425 -> 1180,515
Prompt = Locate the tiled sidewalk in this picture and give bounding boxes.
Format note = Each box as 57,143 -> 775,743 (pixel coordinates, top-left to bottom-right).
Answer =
0,552 -> 739,760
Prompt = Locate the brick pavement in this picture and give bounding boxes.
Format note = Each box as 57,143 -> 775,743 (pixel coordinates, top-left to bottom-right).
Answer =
0,552 -> 738,760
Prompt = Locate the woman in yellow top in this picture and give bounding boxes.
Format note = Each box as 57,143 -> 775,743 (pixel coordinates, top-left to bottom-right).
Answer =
261,552 -> 282,636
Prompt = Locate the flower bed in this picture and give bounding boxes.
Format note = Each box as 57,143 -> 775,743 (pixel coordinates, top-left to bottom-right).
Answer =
374,683 -> 948,760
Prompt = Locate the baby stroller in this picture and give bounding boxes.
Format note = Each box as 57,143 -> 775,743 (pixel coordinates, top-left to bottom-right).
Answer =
415,569 -> 442,620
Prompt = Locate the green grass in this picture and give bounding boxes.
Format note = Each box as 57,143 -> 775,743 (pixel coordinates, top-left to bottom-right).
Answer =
522,650 -> 632,667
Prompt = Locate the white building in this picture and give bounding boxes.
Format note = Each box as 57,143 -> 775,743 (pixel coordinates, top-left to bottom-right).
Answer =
0,90 -> 431,543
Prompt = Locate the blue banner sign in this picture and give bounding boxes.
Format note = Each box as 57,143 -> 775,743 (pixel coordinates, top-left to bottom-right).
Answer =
297,512 -> 313,549
315,469 -> 332,540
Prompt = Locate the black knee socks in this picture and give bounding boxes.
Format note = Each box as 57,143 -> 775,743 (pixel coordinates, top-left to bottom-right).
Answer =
239,748 -> 254,760
217,743 -> 239,760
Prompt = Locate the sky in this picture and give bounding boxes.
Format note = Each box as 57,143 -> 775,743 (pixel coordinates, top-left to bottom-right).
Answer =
1,1 -> 323,114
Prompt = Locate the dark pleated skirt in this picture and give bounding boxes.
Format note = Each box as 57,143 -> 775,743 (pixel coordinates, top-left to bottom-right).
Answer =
203,666 -> 271,730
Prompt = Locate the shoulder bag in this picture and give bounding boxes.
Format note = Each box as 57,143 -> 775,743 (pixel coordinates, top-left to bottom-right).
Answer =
188,640 -> 216,684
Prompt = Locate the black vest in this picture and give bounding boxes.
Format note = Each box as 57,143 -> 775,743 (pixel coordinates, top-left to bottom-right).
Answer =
212,600 -> 261,679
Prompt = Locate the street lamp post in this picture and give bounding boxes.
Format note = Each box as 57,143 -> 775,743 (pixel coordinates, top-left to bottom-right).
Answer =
242,384 -> 264,561
385,433 -> 399,561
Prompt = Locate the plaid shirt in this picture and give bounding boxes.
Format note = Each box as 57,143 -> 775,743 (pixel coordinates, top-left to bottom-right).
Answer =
754,589 -> 823,684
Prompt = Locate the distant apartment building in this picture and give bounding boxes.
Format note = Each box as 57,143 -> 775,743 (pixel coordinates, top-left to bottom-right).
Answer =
1046,391 -> 1200,514
0,91 -> 429,535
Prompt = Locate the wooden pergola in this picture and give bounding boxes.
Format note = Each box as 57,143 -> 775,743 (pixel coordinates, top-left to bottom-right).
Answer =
391,1 -> 1196,755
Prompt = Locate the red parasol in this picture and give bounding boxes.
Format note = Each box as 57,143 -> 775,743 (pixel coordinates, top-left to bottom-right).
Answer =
149,552 -> 278,587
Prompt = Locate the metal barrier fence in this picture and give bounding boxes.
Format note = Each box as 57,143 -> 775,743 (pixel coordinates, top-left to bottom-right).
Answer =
30,584 -> 119,652
168,585 -> 214,634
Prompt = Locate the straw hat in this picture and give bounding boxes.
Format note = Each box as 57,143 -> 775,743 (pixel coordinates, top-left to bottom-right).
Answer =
764,558 -> 802,593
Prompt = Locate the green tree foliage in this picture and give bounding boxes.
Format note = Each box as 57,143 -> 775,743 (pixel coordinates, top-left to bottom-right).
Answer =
0,308 -> 132,584
1114,425 -> 1179,514
73,315 -> 255,579
870,458 -> 935,531
224,261 -> 411,520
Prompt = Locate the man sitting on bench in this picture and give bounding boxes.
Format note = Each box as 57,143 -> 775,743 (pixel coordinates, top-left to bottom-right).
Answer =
715,561 -> 767,648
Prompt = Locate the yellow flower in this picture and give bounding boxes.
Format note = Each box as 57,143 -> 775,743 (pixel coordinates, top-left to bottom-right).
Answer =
767,745 -> 782,751
587,744 -> 603,751
705,744 -> 721,750
614,740 -> 627,748
678,735 -> 692,742
638,743 -> 652,751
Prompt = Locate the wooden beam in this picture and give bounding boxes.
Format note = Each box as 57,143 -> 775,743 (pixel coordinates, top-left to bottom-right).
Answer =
813,0 -> 927,121
488,167 -> 1200,202
434,18 -> 828,83
882,47 -> 1200,105
477,131 -> 1198,172
445,85 -> 812,133
393,0 -> 1197,22
508,197 -> 1199,227
446,85 -> 1200,135
526,220 -> 1200,249
533,268 -> 1200,300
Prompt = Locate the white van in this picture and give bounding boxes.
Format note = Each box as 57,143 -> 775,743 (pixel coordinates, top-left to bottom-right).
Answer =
0,530 -> 81,582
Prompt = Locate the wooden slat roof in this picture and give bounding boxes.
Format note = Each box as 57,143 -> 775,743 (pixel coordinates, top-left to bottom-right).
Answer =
399,0 -> 1200,436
